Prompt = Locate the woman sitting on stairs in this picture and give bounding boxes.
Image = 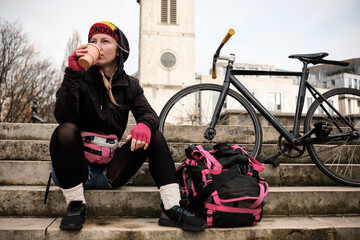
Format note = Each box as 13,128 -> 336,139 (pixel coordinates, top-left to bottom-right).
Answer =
49,21 -> 206,231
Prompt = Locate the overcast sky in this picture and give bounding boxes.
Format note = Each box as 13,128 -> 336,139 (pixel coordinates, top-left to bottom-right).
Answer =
1,0 -> 359,75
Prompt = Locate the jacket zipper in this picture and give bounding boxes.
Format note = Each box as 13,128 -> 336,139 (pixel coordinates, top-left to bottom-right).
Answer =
100,81 -> 103,111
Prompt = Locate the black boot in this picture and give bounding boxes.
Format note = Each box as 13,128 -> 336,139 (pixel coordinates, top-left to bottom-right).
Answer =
158,205 -> 207,231
60,201 -> 86,230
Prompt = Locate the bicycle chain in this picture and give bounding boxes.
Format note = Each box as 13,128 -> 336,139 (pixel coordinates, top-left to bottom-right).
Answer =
275,134 -> 337,160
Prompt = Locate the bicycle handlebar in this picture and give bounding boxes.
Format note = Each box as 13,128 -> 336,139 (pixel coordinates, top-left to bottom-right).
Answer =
212,29 -> 235,79
222,29 -> 235,44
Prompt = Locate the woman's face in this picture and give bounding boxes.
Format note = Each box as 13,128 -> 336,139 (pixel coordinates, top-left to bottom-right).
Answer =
89,34 -> 118,68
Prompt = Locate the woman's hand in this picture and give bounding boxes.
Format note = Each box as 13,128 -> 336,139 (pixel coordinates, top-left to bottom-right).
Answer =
125,123 -> 151,151
68,45 -> 89,72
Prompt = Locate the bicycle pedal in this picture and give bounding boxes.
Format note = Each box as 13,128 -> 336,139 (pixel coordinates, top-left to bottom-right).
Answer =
314,121 -> 332,137
264,157 -> 280,167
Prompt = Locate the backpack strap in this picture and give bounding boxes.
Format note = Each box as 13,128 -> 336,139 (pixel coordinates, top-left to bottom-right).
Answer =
205,202 -> 263,227
249,181 -> 267,209
44,171 -> 52,204
232,145 -> 265,172
195,145 -> 222,172
213,143 -> 243,158
188,164 -> 240,212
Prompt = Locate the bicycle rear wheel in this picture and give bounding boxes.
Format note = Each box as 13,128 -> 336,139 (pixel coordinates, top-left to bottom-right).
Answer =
159,84 -> 262,160
304,88 -> 360,186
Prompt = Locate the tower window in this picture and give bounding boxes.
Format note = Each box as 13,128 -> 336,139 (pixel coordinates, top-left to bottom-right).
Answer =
160,52 -> 176,69
161,0 -> 177,24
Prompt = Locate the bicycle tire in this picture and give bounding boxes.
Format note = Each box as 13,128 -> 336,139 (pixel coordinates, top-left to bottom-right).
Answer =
304,88 -> 360,187
159,84 -> 262,159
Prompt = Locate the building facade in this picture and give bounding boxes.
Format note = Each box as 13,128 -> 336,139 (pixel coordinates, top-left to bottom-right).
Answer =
309,58 -> 360,88
308,58 -> 360,115
136,0 -> 360,117
137,0 -> 195,113
202,62 -> 329,115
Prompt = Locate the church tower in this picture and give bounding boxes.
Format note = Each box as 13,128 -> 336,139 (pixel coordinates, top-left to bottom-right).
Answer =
137,0 -> 195,113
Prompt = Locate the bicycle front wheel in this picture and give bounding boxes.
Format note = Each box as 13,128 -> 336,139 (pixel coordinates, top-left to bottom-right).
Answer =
159,84 -> 262,159
304,88 -> 360,186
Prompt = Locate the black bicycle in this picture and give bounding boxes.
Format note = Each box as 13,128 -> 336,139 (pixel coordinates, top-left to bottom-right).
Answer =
159,29 -> 360,187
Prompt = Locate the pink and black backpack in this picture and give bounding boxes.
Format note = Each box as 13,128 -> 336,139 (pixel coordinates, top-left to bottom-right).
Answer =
177,143 -> 268,227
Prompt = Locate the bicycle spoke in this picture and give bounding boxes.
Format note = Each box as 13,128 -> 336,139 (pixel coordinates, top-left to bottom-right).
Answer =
305,88 -> 360,186
159,84 -> 262,160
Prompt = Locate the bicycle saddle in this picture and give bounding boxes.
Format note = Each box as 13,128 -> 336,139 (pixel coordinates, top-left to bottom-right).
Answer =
289,52 -> 349,66
288,52 -> 328,61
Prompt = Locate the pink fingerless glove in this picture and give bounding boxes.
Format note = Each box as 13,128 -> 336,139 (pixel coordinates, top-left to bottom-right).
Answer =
68,51 -> 85,72
129,123 -> 151,143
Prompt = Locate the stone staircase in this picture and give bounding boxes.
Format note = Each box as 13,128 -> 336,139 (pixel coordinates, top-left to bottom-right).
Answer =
0,123 -> 359,240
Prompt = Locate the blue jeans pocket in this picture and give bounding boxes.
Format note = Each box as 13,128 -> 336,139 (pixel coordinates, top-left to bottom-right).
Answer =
51,164 -> 112,190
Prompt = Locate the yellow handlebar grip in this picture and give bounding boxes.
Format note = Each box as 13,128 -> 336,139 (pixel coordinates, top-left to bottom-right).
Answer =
222,29 -> 235,44
212,69 -> 217,79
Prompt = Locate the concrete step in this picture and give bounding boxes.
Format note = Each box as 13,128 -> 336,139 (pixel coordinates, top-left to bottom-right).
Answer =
0,186 -> 358,217
0,161 -> 341,186
0,123 -> 58,140
0,216 -> 359,240
0,139 -> 315,163
1,137 -> 357,165
0,123 -> 289,143
1,122 -> 359,238
4,123 -> 355,163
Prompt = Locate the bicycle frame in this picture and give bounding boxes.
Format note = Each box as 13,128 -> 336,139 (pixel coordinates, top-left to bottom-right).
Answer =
208,59 -> 343,145
179,29 -> 360,186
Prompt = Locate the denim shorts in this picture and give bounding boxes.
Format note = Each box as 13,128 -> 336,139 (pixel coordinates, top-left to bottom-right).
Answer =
51,164 -> 112,190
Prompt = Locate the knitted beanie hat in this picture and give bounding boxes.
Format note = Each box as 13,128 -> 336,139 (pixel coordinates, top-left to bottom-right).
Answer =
88,21 -> 119,42
88,21 -> 130,63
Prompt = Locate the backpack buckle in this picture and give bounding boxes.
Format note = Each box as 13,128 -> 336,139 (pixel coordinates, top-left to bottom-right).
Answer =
207,209 -> 214,217
236,164 -> 242,174
84,136 -> 94,142
106,139 -> 115,144
205,173 -> 213,184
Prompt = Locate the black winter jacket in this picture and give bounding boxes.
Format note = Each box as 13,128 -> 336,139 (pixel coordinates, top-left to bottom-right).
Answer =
54,66 -> 159,140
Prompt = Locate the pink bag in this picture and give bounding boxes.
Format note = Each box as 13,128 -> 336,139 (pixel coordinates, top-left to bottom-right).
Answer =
177,143 -> 268,227
81,132 -> 118,164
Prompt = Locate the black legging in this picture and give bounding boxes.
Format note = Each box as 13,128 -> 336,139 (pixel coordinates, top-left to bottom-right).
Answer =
50,123 -> 178,189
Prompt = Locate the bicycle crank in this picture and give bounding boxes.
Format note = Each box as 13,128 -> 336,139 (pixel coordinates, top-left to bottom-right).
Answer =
277,134 -> 305,159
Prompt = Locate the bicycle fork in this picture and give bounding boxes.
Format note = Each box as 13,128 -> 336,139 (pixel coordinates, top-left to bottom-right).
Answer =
204,60 -> 234,140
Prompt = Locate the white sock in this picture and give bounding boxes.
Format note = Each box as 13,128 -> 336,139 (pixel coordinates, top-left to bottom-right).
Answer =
61,183 -> 86,205
159,183 -> 181,210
